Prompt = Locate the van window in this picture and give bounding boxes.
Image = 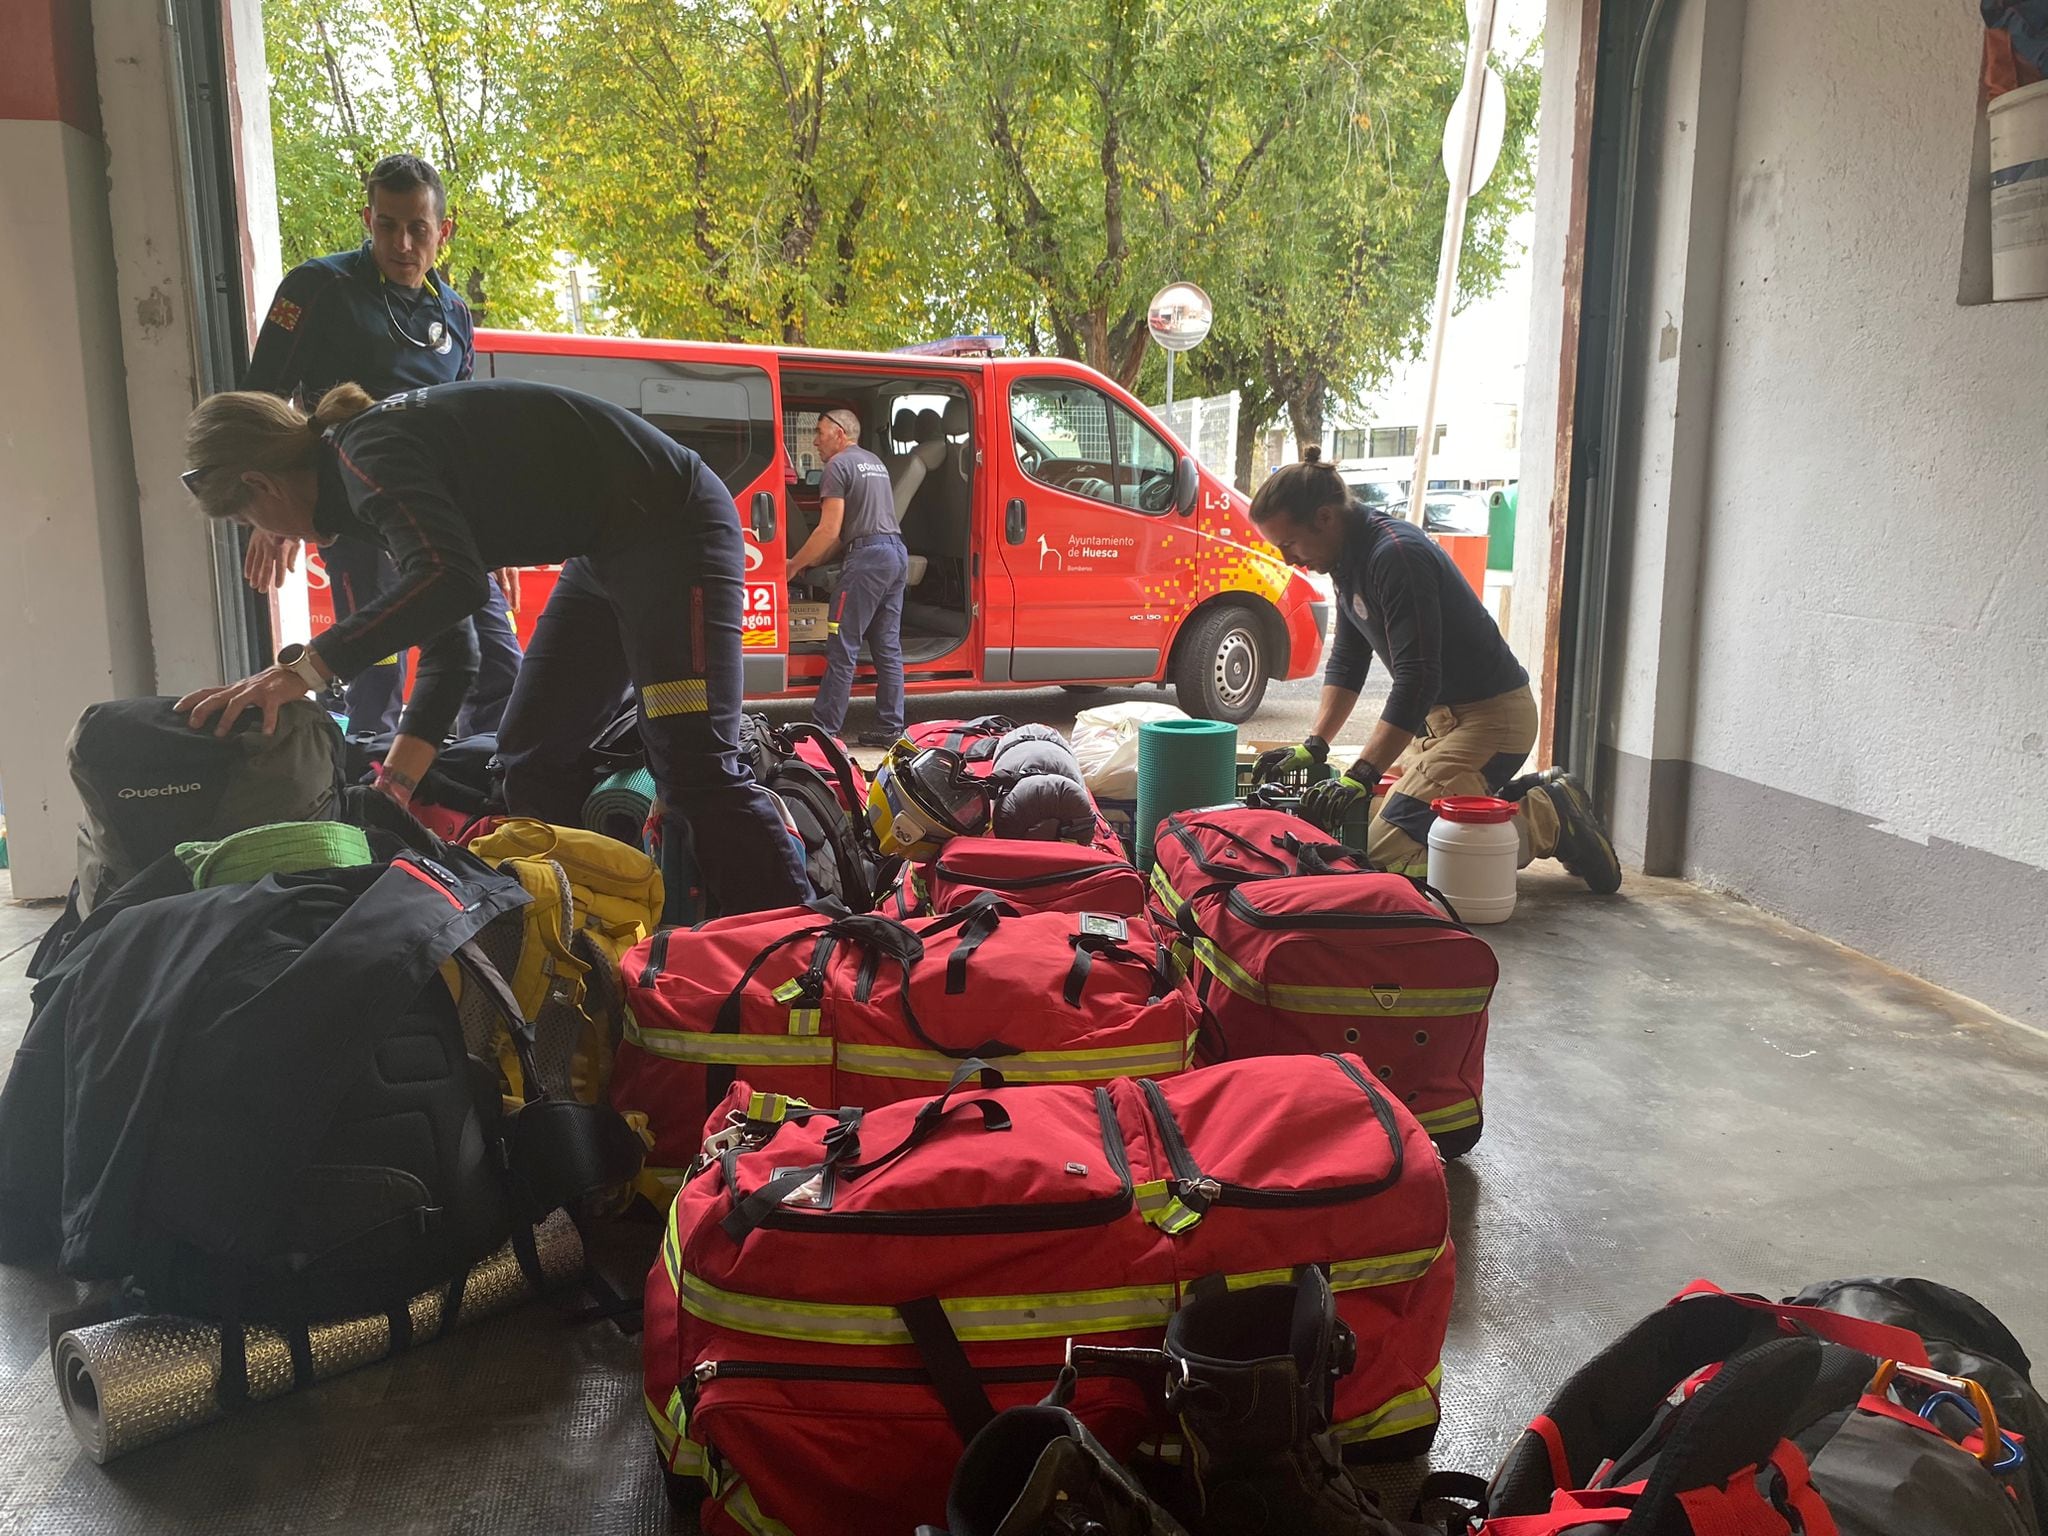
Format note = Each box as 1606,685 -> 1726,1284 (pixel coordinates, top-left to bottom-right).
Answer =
489,352 -> 776,497
1010,379 -> 1177,516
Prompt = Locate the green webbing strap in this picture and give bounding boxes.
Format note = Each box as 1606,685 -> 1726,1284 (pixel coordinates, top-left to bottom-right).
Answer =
177,821 -> 373,889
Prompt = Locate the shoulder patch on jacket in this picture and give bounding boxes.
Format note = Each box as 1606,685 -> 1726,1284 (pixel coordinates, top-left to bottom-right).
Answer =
266,296 -> 303,332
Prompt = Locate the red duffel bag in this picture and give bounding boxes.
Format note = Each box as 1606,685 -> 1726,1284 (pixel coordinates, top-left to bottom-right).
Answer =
645,1051 -> 1453,1536
1151,805 -> 1498,1156
919,835 -> 1147,918
610,897 -> 1195,1199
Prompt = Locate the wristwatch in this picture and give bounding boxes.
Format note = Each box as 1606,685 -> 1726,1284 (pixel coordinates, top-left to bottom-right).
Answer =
277,642 -> 332,693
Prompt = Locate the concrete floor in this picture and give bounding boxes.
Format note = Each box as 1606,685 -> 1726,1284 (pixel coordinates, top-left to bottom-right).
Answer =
1,861 -> 2043,1534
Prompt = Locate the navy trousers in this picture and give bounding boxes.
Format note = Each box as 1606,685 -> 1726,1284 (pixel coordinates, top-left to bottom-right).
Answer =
494,515 -> 811,919
812,534 -> 908,738
326,533 -> 522,736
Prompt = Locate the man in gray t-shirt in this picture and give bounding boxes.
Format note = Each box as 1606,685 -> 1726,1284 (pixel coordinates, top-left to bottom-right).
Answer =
791,407 -> 909,745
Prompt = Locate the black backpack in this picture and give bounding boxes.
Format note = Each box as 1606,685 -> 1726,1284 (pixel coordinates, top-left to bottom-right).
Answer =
739,715 -> 897,911
0,850 -> 643,1355
29,697 -> 346,976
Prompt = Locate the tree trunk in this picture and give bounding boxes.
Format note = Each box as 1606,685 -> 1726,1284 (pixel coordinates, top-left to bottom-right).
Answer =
1287,390 -> 1326,458
1232,404 -> 1265,494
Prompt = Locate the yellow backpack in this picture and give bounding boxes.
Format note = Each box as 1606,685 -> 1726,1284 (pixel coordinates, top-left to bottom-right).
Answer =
457,819 -> 664,1104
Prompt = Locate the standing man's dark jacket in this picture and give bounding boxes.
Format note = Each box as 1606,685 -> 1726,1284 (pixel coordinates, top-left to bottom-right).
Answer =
244,243 -> 475,402
1323,504 -> 1527,733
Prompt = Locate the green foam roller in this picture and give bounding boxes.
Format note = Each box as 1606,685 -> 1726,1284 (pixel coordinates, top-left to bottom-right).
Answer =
583,766 -> 658,848
1135,718 -> 1239,871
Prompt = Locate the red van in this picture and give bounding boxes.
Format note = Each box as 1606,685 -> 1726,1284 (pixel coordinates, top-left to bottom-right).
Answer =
304,331 -> 1327,722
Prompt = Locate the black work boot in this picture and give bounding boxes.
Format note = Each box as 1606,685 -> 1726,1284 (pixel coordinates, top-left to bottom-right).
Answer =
921,1396 -> 1190,1536
1535,771 -> 1623,894
1163,1270 -> 1407,1535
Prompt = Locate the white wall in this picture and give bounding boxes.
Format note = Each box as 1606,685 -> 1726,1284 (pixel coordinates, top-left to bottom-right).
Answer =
1691,0 -> 2047,873
0,120 -> 157,895
1586,0 -> 2048,1022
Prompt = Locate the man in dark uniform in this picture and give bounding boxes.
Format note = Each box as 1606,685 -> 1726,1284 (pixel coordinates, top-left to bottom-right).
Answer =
791,407 -> 908,746
177,378 -> 812,918
1249,448 -> 1621,891
242,152 -> 521,736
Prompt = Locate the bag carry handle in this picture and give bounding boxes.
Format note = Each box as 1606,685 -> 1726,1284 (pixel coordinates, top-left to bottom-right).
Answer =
1670,1280 -> 1932,1367
720,1061 -> 1009,1242
777,722 -> 876,847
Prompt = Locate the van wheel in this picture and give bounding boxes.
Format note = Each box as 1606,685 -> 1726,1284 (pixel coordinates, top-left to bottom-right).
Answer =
1173,603 -> 1268,723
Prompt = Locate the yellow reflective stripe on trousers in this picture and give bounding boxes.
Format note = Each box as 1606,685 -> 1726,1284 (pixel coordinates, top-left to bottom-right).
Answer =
622,1016 -> 834,1068
1196,937 -> 1491,1016
1331,1366 -> 1443,1444
1416,1097 -> 1482,1134
644,678 -> 709,718
722,1481 -> 795,1536
836,1038 -> 1188,1084
675,1269 -> 1176,1345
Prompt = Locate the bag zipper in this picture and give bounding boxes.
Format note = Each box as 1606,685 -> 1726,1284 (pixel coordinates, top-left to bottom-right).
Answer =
1137,1056 -> 1403,1213
933,857 -> 1128,892
1222,885 -> 1467,934
639,928 -> 673,985
740,1097 -> 1136,1237
689,1359 -> 1061,1402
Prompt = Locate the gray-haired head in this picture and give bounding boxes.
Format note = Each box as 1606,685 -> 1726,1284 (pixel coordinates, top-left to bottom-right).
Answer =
822,407 -> 862,440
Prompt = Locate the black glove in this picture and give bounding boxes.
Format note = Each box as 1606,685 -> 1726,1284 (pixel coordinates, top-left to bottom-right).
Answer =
1252,735 -> 1328,786
1298,772 -> 1368,834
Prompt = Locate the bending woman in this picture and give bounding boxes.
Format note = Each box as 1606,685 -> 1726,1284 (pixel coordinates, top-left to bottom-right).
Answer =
177,378 -> 811,916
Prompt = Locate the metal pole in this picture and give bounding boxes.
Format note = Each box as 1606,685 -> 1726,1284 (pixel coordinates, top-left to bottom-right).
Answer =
1165,349 -> 1176,410
1408,0 -> 1501,525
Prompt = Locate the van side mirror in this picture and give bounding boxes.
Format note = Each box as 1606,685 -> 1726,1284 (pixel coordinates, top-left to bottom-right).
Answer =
1174,455 -> 1200,516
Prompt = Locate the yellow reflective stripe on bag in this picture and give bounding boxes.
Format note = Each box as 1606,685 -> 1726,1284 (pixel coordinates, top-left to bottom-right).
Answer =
787,1008 -> 822,1037
622,1009 -> 834,1068
1330,1366 -> 1443,1444
1221,1243 -> 1446,1293
648,1388 -> 704,1473
836,1039 -> 1187,1085
1415,1097 -> 1481,1134
1148,866 -> 1188,915
1196,937 -> 1491,1016
745,1092 -> 810,1123
673,1269 -> 1176,1346
721,1481 -> 795,1536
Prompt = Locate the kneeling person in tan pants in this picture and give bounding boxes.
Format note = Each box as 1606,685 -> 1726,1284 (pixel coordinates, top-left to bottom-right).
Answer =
1248,450 -> 1620,891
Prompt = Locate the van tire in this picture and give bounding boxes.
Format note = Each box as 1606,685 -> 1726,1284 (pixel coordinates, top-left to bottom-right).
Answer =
1172,602 -> 1268,723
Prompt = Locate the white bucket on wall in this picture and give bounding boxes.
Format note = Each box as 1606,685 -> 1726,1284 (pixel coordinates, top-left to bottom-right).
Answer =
1989,78 -> 2048,301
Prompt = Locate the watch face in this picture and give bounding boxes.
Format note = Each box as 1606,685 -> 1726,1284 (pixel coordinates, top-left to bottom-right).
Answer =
278,643 -> 305,665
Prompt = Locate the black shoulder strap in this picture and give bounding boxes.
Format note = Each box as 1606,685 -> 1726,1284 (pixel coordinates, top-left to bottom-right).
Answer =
900,1295 -> 996,1443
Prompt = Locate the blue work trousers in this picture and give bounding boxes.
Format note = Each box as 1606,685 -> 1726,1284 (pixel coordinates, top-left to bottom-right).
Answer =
494,515 -> 812,919
811,535 -> 908,738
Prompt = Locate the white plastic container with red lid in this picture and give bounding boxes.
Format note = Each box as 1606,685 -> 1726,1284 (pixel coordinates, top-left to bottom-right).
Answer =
1427,796 -> 1518,924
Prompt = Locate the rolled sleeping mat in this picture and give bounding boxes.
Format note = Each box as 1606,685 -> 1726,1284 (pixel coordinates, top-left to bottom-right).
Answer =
53,1211 -> 583,1464
1135,718 -> 1238,871
583,766 -> 658,849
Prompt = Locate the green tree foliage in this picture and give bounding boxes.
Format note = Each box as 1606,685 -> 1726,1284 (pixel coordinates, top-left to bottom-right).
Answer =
264,0 -> 1537,428
1175,0 -> 1540,486
262,0 -> 565,327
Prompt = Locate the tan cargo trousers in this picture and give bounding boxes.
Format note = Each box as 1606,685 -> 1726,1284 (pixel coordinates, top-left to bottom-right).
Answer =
1366,684 -> 1561,877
